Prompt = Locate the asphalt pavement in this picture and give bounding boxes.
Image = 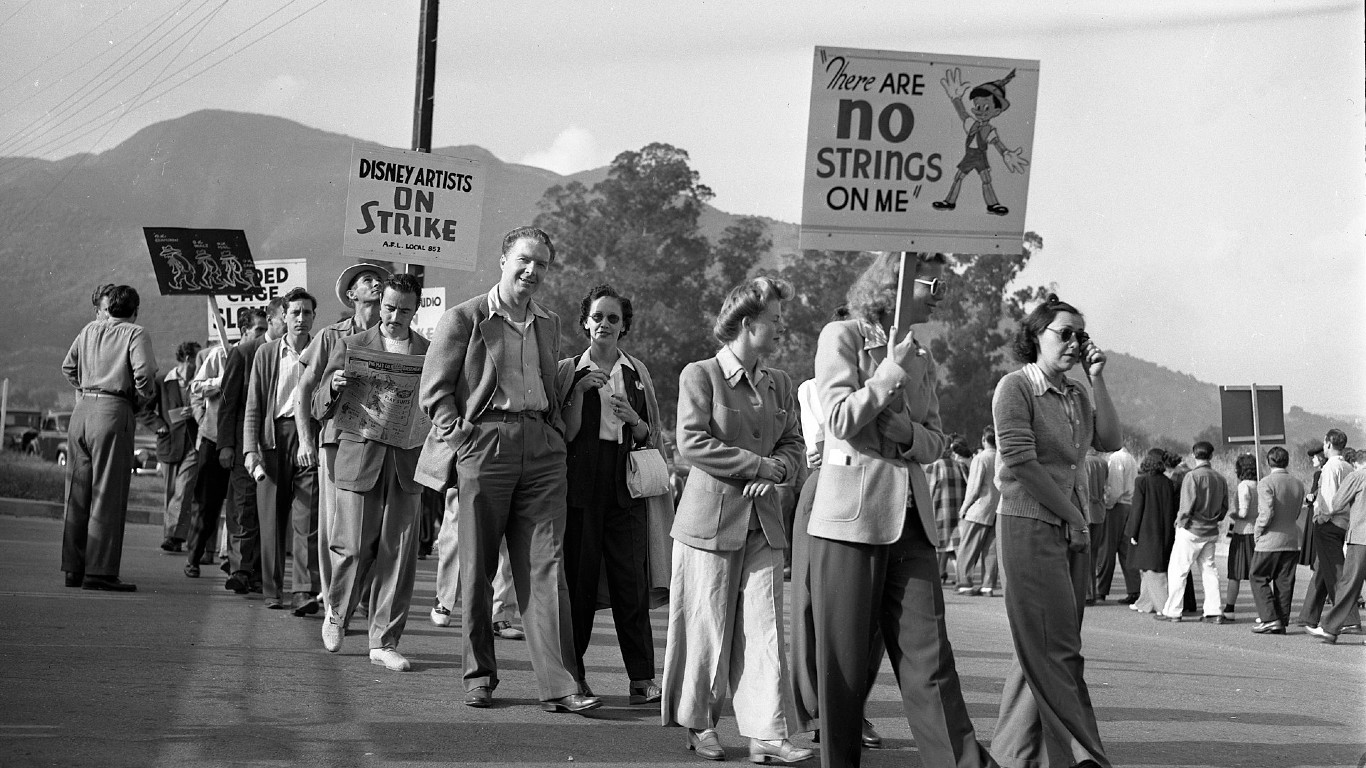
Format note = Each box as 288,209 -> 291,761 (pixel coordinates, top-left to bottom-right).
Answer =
0,513 -> 1362,768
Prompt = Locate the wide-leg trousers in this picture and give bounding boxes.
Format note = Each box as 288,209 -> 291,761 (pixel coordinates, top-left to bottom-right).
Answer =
61,397 -> 134,579
455,417 -> 577,700
956,519 -> 999,591
1093,503 -> 1139,598
1321,543 -> 1366,635
1250,549 -> 1298,625
1160,528 -> 1221,618
435,489 -> 516,622
994,515 -> 1109,768
661,529 -> 796,740
161,445 -> 198,541
811,520 -> 994,768
1299,521 -> 1356,627
186,437 -> 231,566
256,418 -> 319,600
326,448 -> 420,650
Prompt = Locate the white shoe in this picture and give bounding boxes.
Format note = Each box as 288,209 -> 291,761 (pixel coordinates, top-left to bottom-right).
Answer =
369,647 -> 411,671
430,602 -> 453,627
956,586 -> 976,595
979,587 -> 995,597
322,618 -> 343,653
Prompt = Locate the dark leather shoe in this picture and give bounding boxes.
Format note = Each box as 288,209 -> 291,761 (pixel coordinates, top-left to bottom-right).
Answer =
1204,615 -> 1233,624
749,738 -> 814,764
541,693 -> 602,713
464,686 -> 493,708
224,572 -> 249,594
686,728 -> 726,761
184,563 -> 200,578
1118,593 -> 1139,605
82,576 -> 136,592
861,718 -> 882,749
64,572 -> 84,588
292,593 -> 319,617
1251,620 -> 1285,634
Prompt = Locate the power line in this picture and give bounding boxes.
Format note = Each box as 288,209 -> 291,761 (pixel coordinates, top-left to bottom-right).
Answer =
0,2 -> 134,104
0,0 -> 35,28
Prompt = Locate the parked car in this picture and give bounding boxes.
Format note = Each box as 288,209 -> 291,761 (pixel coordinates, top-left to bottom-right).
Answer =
4,408 -> 42,452
30,410 -> 159,475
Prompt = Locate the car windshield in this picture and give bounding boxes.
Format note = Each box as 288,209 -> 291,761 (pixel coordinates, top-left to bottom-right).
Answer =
6,412 -> 41,428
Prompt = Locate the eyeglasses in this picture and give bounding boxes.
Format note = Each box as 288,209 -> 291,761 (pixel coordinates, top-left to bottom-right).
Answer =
589,312 -> 622,325
914,277 -> 948,299
1044,326 -> 1090,346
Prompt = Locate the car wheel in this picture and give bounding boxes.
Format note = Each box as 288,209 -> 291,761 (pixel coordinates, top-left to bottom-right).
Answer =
56,450 -> 68,467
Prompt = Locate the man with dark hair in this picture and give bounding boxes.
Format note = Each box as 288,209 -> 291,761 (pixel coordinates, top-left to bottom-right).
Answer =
1156,440 -> 1229,622
1251,447 -> 1304,634
61,285 -> 162,591
416,226 -> 598,712
1306,449 -> 1366,643
245,288 -> 319,612
295,262 -> 392,617
1097,444 -> 1140,604
1298,428 -> 1358,630
219,300 -> 284,593
157,340 -> 203,555
319,273 -> 429,671
91,283 -> 114,320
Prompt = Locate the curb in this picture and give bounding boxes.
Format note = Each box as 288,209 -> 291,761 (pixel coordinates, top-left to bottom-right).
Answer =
0,496 -> 160,526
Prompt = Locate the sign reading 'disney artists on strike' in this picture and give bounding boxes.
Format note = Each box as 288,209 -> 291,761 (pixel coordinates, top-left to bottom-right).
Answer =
800,47 -> 1039,253
342,145 -> 484,271
205,258 -> 308,343
144,227 -> 260,295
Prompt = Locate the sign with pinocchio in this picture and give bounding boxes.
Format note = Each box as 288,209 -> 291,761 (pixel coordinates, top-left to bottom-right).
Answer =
800,47 -> 1039,254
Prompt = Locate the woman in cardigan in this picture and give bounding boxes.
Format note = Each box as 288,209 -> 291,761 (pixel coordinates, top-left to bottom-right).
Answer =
1124,449 -> 1176,614
1223,453 -> 1259,618
557,284 -> 661,705
991,294 -> 1121,768
661,276 -> 810,765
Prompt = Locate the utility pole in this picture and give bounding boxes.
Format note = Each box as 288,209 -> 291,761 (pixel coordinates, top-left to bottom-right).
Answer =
406,0 -> 440,281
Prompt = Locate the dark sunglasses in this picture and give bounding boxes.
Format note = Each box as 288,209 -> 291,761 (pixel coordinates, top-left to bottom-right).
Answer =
589,312 -> 622,325
914,277 -> 948,299
1045,326 -> 1090,346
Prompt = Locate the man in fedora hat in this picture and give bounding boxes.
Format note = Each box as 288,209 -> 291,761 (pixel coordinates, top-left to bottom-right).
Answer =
295,262 -> 392,615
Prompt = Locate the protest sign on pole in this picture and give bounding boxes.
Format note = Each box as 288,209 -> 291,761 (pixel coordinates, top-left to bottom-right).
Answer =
342,145 -> 484,272
205,258 -> 308,343
411,286 -> 446,342
143,227 -> 260,295
1220,385 -> 1286,445
800,47 -> 1039,254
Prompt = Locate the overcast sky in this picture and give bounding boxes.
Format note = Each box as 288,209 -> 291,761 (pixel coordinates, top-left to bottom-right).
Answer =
2,0 -> 1362,417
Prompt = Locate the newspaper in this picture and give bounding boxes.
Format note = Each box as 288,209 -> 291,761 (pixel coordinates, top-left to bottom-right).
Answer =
332,346 -> 430,450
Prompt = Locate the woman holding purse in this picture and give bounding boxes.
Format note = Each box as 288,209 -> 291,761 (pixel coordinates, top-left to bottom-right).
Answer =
661,276 -> 811,765
557,284 -> 663,705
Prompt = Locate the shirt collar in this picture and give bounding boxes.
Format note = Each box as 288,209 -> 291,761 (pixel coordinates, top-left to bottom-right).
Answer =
717,345 -> 767,389
576,349 -> 636,373
280,336 -> 307,357
487,286 -> 548,321
858,318 -> 887,351
1022,363 -> 1082,398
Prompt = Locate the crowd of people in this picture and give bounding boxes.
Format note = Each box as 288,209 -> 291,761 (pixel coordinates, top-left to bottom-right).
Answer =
56,227 -> 1364,768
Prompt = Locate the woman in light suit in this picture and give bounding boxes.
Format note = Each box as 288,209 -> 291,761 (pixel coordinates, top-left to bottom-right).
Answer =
661,276 -> 811,765
809,253 -> 997,768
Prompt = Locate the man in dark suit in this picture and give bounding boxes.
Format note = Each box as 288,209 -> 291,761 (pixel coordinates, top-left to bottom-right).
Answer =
417,226 -> 598,713
157,340 -> 202,553
61,285 -> 163,592
244,288 -> 318,613
219,300 -> 284,593
318,274 -> 428,671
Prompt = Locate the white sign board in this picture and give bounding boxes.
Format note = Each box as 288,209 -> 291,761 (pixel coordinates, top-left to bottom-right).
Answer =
411,286 -> 446,342
800,47 -> 1039,253
206,258 -> 308,343
342,145 -> 484,271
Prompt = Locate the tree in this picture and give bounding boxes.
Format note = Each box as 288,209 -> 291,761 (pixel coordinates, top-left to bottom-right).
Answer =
772,250 -> 872,383
533,143 -> 768,420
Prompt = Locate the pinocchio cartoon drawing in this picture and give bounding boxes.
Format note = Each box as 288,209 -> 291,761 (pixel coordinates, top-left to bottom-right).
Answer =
931,68 -> 1029,216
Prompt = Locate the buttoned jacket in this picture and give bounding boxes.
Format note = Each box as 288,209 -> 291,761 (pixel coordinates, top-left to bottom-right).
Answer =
1254,468 -> 1305,552
155,368 -> 196,463
321,325 -> 429,494
415,292 -> 563,491
672,349 -> 803,552
244,337 -> 310,456
807,319 -> 947,545
218,335 -> 266,456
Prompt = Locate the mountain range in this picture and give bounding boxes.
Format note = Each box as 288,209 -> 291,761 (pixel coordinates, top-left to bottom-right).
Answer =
0,110 -> 1351,449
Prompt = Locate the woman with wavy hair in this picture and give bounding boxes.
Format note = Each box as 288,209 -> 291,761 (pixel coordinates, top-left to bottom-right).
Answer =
661,276 -> 810,764
1223,453 -> 1259,618
991,293 -> 1121,768
1124,448 -> 1176,614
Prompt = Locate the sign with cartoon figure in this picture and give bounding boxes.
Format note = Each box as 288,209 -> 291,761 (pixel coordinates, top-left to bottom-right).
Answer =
205,258 -> 308,343
143,227 -> 260,295
800,47 -> 1039,254
342,145 -> 485,272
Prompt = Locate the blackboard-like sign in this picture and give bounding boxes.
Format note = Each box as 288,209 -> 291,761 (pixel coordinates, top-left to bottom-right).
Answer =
143,227 -> 260,296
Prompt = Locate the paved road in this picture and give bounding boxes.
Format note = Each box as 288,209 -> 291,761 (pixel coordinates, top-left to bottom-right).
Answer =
0,514 -> 1362,768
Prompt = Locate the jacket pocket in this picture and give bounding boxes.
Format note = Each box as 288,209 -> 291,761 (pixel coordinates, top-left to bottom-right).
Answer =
710,404 -> 741,443
811,463 -> 865,522
674,487 -> 723,540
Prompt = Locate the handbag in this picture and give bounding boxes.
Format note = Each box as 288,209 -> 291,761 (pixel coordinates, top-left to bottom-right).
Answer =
626,447 -> 670,499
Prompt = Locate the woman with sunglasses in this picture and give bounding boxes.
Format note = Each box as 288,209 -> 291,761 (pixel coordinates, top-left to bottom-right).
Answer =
990,294 -> 1121,768
661,276 -> 810,764
808,253 -> 997,768
556,284 -> 665,705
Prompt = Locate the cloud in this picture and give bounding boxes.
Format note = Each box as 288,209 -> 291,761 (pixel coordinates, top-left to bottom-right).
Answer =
251,74 -> 306,114
517,126 -> 607,175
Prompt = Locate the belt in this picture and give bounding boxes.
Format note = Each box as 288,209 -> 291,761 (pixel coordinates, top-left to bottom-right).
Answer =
476,409 -> 545,423
81,390 -> 131,402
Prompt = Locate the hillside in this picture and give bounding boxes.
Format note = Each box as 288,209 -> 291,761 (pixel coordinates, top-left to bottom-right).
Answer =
0,110 -> 1350,448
